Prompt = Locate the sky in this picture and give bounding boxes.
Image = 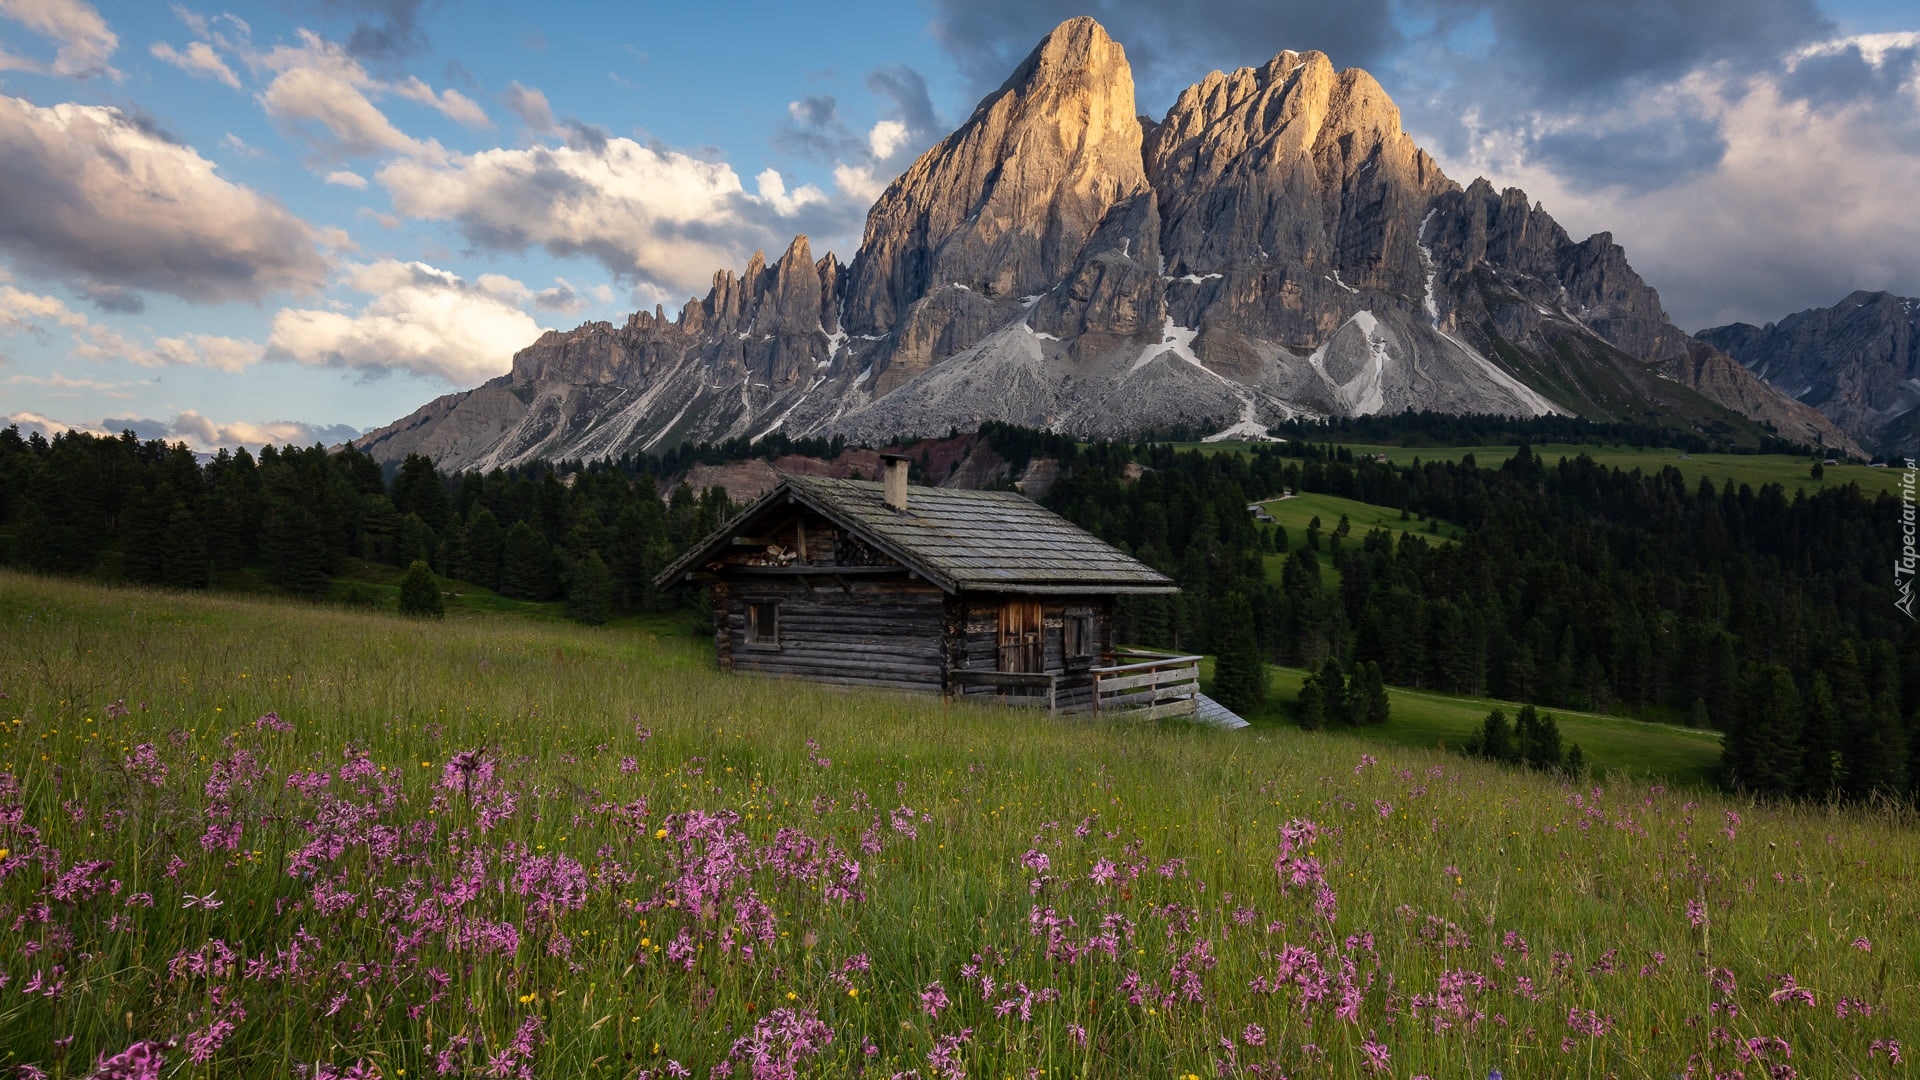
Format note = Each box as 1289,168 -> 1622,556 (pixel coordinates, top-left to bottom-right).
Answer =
1,0 -> 1916,454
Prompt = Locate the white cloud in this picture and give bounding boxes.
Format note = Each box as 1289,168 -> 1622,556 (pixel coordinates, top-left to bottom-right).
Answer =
754,168 -> 827,215
256,31 -> 432,159
268,259 -> 548,385
1788,30 -> 1920,69
393,76 -> 490,128
164,410 -> 360,452
251,30 -> 483,160
0,281 -> 88,333
2,409 -> 361,453
0,0 -> 118,79
0,278 -> 262,370
324,168 -> 368,189
0,95 -> 329,303
867,118 -> 909,159
149,38 -> 237,88
1,410 -> 97,438
376,136 -> 834,293
833,162 -> 888,203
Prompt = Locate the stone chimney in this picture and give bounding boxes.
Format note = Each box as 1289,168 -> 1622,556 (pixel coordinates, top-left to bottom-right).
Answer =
881,453 -> 911,512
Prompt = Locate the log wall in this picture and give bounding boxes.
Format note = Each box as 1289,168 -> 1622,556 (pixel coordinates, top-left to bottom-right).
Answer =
722,575 -> 948,692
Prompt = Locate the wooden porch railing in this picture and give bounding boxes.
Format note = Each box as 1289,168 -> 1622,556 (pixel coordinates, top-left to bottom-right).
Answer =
1085,651 -> 1202,720
949,651 -> 1202,720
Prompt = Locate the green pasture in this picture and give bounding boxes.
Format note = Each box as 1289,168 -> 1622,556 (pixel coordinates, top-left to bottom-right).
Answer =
0,571 -> 1911,1079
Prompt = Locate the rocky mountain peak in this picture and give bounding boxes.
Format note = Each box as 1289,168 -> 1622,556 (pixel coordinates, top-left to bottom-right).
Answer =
356,19 -> 1864,471
1701,289 -> 1920,454
841,16 -> 1150,391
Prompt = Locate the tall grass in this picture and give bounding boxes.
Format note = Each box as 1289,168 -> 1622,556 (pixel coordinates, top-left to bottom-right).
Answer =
1,571 -> 1913,1078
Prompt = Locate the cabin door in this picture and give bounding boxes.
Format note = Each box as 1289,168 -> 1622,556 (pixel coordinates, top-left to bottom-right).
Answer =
997,599 -> 1045,673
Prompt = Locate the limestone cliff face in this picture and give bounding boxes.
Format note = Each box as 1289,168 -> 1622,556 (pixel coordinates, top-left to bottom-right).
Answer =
842,16 -> 1155,392
1700,291 -> 1920,455
360,17 -> 1854,471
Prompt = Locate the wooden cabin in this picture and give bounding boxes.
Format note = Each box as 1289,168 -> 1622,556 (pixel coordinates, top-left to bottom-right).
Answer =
655,457 -> 1198,716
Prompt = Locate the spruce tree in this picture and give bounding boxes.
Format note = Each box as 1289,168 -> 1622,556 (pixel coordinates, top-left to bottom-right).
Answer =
1685,697 -> 1712,729
1210,591 -> 1267,715
1516,705 -> 1563,771
565,551 -> 614,626
1296,680 -> 1325,731
1468,709 -> 1516,763
1738,665 -> 1803,796
1799,674 -> 1839,799
1316,657 -> 1348,724
119,487 -> 168,584
397,513 -> 438,569
1360,661 -> 1390,725
1846,693 -> 1909,800
261,501 -> 329,597
398,559 -> 445,618
499,520 -> 557,600
1565,743 -> 1589,779
160,504 -> 210,589
462,508 -> 506,591
391,453 -> 452,534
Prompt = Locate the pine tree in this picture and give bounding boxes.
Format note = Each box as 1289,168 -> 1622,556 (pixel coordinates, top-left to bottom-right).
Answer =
391,453 -> 452,534
1210,591 -> 1267,715
357,495 -> 400,564
1316,657 -> 1348,724
1736,665 -> 1803,796
1685,697 -> 1712,729
1360,661 -> 1390,726
160,504 -> 210,589
260,501 -> 329,597
1799,674 -> 1839,799
461,508 -> 506,591
1296,680 -> 1325,731
1467,709 -> 1516,763
1516,705 -> 1563,771
119,487 -> 168,584
565,551 -> 615,626
499,520 -> 557,600
1846,692 -> 1909,800
1565,743 -> 1589,779
398,559 -> 444,618
397,513 -> 438,569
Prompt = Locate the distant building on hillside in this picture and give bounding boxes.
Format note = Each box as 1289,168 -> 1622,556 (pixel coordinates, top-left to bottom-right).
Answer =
655,457 -> 1202,718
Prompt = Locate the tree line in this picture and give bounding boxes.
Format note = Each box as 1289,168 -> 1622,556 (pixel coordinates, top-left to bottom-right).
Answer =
0,427 -> 734,623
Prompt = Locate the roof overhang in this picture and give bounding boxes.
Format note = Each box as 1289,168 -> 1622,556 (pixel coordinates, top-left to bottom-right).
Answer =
653,477 -> 1180,598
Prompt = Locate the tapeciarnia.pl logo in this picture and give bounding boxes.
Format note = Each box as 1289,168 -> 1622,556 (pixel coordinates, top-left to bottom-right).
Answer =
1899,458 -> 1917,620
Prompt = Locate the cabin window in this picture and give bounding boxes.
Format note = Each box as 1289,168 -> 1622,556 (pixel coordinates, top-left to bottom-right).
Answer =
745,601 -> 780,648
998,599 -> 1044,673
1064,608 -> 1095,665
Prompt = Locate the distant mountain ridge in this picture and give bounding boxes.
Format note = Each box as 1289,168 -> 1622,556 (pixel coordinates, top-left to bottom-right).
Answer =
358,17 -> 1855,470
1699,291 -> 1920,456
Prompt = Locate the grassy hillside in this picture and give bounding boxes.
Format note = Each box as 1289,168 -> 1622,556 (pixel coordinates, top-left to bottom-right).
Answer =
1255,492 -> 1459,545
1210,662 -> 1725,788
1,572 -> 1913,1078
1199,440 -> 1910,499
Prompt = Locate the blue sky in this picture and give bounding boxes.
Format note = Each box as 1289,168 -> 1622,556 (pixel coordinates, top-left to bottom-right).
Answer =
2,0 -> 1916,453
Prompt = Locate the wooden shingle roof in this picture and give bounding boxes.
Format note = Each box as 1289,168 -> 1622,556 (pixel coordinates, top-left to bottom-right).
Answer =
656,474 -> 1178,596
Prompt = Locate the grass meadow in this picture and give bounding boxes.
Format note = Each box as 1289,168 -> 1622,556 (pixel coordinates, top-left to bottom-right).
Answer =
1219,664 -> 1726,790
1,571 -> 1914,1078
1196,441 -> 1909,500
